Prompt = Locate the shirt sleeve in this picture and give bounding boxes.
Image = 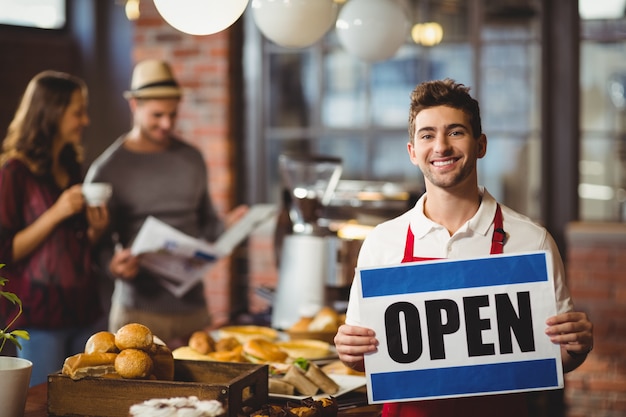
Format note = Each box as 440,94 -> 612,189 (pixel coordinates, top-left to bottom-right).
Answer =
543,231 -> 574,314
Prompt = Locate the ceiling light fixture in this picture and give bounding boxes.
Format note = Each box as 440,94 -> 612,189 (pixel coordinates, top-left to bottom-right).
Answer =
125,0 -> 140,21
152,0 -> 249,36
252,0 -> 338,48
411,22 -> 443,46
335,0 -> 409,62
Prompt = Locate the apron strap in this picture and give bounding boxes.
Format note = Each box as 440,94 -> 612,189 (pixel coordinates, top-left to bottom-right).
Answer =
490,204 -> 506,255
403,204 -> 506,260
403,226 -> 415,262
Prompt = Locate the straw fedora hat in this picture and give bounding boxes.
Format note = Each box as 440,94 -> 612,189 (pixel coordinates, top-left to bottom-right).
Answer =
123,59 -> 183,99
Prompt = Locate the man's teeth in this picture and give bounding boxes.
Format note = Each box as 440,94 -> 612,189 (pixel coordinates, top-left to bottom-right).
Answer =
433,159 -> 455,167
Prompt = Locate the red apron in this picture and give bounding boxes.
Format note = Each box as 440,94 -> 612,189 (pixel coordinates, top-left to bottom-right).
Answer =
383,204 -> 529,417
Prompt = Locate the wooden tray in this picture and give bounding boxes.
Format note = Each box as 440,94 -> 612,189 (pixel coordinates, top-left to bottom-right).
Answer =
47,359 -> 268,417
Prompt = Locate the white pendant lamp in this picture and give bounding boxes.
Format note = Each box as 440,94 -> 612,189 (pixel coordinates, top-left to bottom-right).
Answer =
153,0 -> 250,36
252,0 -> 338,48
336,0 -> 409,62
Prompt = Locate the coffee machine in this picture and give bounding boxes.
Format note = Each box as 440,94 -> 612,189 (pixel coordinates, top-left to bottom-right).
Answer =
271,154 -> 343,330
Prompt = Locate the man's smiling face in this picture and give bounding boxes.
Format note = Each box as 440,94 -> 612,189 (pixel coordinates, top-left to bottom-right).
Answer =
407,105 -> 486,191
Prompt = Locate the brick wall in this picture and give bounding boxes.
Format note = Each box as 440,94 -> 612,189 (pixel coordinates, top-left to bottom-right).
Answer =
132,2 -> 241,327
564,222 -> 626,417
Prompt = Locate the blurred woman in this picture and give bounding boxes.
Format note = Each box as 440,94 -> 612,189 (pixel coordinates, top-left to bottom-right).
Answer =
0,71 -> 109,386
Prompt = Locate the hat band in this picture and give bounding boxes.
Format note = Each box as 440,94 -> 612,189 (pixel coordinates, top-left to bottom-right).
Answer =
134,80 -> 179,91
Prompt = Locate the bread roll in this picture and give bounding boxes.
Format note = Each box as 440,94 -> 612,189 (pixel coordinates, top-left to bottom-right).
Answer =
173,346 -> 212,361
188,330 -> 215,355
275,339 -> 331,360
115,323 -> 153,351
289,317 -> 313,332
242,338 -> 288,364
207,345 -> 246,363
62,352 -> 118,380
215,336 -> 241,352
308,307 -> 339,332
85,331 -> 119,354
115,348 -> 153,379
217,325 -> 278,344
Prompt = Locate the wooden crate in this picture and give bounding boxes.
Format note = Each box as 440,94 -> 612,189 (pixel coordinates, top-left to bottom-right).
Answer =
47,360 -> 268,417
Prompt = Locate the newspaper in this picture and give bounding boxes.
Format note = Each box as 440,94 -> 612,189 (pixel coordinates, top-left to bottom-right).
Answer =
130,204 -> 277,297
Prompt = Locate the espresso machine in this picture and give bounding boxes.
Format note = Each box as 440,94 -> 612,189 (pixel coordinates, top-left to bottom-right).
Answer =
271,154 -> 343,330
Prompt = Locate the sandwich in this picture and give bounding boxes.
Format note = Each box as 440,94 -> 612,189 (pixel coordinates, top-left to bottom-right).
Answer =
282,364 -> 320,396
270,358 -> 340,396
298,359 -> 340,395
268,377 -> 296,396
62,352 -> 118,380
241,338 -> 289,364
217,325 -> 279,343
275,339 -> 331,360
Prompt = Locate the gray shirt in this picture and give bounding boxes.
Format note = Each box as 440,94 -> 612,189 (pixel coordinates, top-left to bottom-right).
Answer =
85,136 -> 224,313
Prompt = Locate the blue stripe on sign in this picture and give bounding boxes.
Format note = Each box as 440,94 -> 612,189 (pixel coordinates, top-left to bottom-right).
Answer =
360,253 -> 547,298
370,359 -> 559,401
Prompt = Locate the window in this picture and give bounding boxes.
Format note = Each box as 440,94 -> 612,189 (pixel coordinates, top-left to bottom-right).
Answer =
0,0 -> 65,29
579,1 -> 626,221
245,0 -> 542,221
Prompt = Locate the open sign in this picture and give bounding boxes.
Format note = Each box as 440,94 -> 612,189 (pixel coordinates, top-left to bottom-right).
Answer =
356,251 -> 563,403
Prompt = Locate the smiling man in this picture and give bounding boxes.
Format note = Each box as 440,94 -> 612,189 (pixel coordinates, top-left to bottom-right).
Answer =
334,79 -> 594,417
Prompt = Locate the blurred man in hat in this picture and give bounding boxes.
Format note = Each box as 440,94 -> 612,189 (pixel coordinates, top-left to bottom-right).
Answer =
86,59 -> 247,346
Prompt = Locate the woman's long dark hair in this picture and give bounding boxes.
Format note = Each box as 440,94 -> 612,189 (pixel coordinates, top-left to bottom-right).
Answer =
1,70 -> 87,181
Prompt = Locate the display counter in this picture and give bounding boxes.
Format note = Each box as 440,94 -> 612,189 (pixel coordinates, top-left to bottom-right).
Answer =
25,382 -> 382,417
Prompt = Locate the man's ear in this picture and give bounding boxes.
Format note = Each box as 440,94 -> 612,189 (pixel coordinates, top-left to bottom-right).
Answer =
407,141 -> 419,166
477,134 -> 487,158
128,97 -> 138,112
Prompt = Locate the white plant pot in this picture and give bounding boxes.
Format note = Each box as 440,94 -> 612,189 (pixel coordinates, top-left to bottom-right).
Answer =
0,356 -> 32,417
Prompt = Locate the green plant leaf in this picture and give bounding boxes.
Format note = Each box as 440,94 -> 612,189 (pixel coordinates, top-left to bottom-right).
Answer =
294,357 -> 310,371
10,330 -> 30,341
0,264 -> 30,352
0,290 -> 22,306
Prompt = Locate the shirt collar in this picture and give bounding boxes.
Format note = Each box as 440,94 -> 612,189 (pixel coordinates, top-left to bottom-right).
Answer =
409,186 -> 498,239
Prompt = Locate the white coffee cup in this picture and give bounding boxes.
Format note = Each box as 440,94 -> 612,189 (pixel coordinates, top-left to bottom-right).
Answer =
82,182 -> 112,206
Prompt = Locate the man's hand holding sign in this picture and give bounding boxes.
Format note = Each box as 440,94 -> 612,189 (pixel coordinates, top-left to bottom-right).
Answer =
334,79 -> 593,417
